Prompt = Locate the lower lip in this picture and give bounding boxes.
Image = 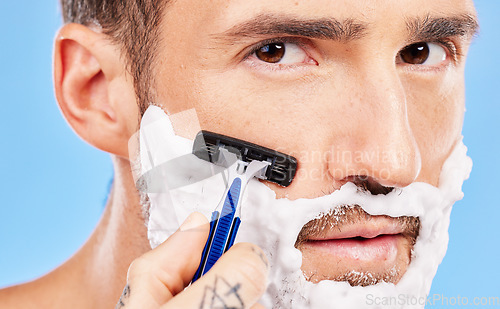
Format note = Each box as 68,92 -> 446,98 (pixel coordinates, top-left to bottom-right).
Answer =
303,234 -> 399,262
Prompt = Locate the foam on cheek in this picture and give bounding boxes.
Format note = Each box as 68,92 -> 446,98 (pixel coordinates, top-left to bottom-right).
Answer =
136,106 -> 472,309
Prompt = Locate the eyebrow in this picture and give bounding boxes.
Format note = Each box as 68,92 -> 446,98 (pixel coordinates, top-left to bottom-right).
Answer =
406,14 -> 480,42
213,13 -> 479,45
213,13 -> 368,43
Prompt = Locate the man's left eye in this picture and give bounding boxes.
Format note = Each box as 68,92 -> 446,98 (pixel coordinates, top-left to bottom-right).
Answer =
253,42 -> 310,64
398,42 -> 448,66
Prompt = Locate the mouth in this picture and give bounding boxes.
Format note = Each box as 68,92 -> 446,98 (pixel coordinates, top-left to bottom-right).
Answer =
295,206 -> 420,286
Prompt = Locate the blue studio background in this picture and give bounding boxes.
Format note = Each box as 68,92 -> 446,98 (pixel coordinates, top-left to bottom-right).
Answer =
0,0 -> 498,306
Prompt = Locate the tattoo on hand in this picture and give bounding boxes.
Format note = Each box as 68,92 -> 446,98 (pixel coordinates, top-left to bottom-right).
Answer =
199,276 -> 244,309
115,284 -> 131,309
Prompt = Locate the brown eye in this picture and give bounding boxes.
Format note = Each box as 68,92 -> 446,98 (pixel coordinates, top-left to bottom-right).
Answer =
399,42 -> 430,64
256,43 -> 285,63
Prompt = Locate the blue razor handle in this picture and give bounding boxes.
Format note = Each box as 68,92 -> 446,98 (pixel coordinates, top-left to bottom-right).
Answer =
192,177 -> 242,282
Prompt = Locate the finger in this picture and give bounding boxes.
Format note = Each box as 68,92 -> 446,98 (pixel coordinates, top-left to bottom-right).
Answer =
123,212 -> 209,308
162,242 -> 269,309
250,303 -> 266,309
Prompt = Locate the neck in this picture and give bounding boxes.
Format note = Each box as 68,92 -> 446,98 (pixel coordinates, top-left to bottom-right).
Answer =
1,156 -> 151,309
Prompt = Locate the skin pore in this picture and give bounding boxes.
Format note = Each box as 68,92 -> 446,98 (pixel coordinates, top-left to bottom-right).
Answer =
0,0 -> 478,308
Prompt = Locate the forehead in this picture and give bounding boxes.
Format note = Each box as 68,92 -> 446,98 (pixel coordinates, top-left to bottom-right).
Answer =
163,0 -> 477,32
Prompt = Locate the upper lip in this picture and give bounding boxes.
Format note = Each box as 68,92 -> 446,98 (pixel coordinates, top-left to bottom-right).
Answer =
305,216 -> 405,241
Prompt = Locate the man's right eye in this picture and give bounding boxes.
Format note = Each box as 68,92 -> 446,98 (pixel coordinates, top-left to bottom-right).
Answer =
251,41 -> 313,65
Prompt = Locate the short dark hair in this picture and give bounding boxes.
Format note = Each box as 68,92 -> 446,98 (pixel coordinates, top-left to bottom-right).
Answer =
60,0 -> 168,113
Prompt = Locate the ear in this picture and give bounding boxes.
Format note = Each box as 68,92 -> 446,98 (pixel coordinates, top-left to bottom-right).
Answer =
54,23 -> 140,159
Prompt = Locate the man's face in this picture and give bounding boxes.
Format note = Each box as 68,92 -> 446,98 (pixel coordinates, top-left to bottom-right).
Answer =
147,0 -> 477,286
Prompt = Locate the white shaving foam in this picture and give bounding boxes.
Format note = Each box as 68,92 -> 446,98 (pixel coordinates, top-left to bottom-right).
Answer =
131,106 -> 472,309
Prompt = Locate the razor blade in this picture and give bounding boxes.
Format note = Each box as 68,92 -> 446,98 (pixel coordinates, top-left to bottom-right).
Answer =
192,130 -> 297,187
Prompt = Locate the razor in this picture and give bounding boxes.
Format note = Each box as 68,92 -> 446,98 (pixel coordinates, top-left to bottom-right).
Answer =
191,131 -> 297,282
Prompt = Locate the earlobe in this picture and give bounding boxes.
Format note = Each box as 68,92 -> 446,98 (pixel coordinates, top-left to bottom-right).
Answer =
54,23 -> 138,158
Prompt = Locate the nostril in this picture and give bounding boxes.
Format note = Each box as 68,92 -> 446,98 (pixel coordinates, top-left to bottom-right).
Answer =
346,175 -> 394,195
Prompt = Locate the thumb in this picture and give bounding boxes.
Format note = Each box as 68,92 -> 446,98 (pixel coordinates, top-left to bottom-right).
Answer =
162,242 -> 269,309
120,212 -> 209,308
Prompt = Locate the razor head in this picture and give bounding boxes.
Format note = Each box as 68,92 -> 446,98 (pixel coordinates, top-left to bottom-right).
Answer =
193,130 -> 297,187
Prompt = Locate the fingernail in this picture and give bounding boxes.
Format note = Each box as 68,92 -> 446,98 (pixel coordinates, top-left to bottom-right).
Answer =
179,212 -> 208,232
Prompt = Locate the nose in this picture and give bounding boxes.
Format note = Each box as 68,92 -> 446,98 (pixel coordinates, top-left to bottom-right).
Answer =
326,62 -> 421,189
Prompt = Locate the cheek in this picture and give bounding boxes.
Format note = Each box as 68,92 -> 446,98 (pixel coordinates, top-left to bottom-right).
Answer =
189,69 -> 335,153
403,69 -> 465,186
189,68 -> 370,154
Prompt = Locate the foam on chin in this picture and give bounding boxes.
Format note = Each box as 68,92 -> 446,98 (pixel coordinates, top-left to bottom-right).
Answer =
133,106 -> 472,309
